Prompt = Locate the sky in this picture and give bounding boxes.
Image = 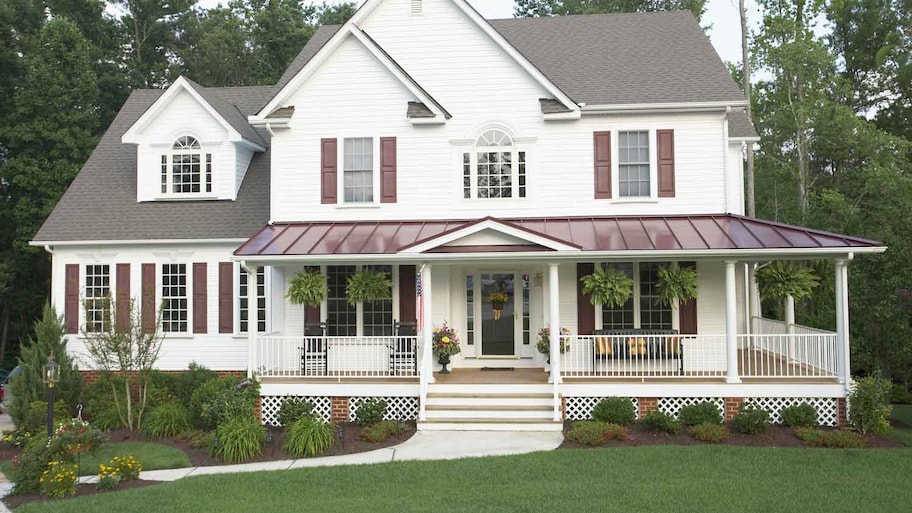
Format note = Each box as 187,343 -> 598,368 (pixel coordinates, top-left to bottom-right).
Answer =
195,0 -> 758,65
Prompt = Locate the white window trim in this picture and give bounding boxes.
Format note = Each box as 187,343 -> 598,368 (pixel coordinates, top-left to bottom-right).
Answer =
320,264 -> 399,337
155,135 -> 217,200
593,262 -> 679,331
612,129 -> 659,201
158,262 -> 192,337
237,265 -> 271,335
337,136 -> 381,207
461,127 -> 529,201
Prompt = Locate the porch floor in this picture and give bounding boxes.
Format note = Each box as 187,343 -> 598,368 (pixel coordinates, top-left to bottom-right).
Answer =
433,368 -> 550,385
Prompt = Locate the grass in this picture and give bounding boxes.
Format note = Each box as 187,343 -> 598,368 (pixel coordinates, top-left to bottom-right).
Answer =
14,446 -> 912,513
73,442 -> 190,476
889,404 -> 912,446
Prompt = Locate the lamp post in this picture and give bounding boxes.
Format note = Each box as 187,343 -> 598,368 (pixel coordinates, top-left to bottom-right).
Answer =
42,353 -> 61,438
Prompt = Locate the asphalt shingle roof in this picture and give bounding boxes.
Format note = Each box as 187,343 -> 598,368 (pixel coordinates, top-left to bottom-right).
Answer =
184,78 -> 268,147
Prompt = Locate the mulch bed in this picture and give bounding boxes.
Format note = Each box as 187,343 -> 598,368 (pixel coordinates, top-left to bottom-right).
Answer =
558,421 -> 905,449
3,480 -> 159,510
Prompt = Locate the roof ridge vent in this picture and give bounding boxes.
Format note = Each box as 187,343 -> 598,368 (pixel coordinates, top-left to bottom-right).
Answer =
410,0 -> 423,16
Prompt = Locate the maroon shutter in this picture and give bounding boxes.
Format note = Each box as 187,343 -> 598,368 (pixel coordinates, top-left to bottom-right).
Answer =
141,263 -> 155,333
380,137 -> 397,203
116,264 -> 130,331
594,131 -> 612,199
679,262 -> 698,334
64,264 -> 79,334
321,138 -> 337,204
576,263 -> 595,335
303,266 -> 322,325
193,263 -> 207,334
218,263 -> 233,334
398,265 -> 417,322
657,129 -> 675,198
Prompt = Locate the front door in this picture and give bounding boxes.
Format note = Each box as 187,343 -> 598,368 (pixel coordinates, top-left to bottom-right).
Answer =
480,272 -> 517,356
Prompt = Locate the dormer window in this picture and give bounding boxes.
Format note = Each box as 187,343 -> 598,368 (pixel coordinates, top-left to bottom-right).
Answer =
161,136 -> 212,195
463,128 -> 527,199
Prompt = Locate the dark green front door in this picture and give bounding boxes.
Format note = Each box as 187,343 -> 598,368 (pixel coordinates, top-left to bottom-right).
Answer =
481,273 -> 515,356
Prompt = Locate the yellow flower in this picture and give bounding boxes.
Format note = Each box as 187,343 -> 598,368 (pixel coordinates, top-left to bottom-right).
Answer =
442,336 -> 450,343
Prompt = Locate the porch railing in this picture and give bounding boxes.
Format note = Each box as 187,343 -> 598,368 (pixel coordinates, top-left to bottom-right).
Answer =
560,334 -> 728,379
255,336 -> 420,379
738,334 -> 838,378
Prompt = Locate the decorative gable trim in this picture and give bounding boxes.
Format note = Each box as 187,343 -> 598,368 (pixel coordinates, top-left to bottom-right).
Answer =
398,217 -> 581,254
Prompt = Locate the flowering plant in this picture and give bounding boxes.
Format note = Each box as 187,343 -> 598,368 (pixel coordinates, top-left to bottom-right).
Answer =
50,418 -> 107,456
486,292 -> 509,306
40,460 -> 78,498
536,327 -> 571,355
97,455 -> 142,490
432,322 -> 461,357
1,428 -> 32,448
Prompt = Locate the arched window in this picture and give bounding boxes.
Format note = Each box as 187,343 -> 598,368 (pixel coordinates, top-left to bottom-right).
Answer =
462,128 -> 527,199
161,136 -> 211,195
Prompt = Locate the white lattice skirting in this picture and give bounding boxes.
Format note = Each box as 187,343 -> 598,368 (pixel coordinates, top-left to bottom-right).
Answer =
260,396 -> 332,426
745,397 -> 839,427
349,397 -> 419,422
564,397 -> 640,421
657,397 -> 726,418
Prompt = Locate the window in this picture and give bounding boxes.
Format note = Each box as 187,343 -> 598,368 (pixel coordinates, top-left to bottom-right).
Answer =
84,264 -> 110,333
465,275 -> 475,345
521,273 -> 531,345
362,265 -> 393,336
343,137 -> 373,203
325,265 -> 395,337
161,136 -> 212,195
599,262 -> 672,331
618,131 -> 650,198
463,128 -> 527,199
161,264 -> 188,333
239,267 -> 266,333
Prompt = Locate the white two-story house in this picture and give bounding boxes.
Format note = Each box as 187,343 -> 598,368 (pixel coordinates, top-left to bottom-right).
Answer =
33,0 -> 884,431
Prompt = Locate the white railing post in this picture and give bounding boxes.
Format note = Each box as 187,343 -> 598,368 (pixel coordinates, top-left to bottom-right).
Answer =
548,263 -> 562,421
835,258 -> 851,387
244,263 -> 260,379
724,260 -> 741,383
419,263 -> 433,421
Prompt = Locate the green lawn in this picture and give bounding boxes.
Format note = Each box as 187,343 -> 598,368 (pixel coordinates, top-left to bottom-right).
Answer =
74,442 -> 190,476
15,446 -> 912,513
890,404 -> 912,446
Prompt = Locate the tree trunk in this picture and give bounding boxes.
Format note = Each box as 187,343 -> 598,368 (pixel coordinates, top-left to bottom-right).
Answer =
740,0 -> 756,217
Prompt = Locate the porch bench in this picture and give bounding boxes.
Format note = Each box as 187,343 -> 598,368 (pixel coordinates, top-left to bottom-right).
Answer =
592,329 -> 683,361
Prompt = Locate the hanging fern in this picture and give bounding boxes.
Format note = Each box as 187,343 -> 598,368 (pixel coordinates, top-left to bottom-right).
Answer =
756,261 -> 820,301
580,266 -> 634,308
346,268 -> 392,306
286,271 -> 327,307
656,266 -> 699,307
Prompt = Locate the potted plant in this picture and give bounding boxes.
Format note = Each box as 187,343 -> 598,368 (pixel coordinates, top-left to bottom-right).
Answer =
656,265 -> 699,306
756,261 -> 820,304
286,270 -> 327,307
487,292 -> 509,320
432,322 -> 460,374
536,327 -> 571,364
580,267 -> 633,307
346,268 -> 392,305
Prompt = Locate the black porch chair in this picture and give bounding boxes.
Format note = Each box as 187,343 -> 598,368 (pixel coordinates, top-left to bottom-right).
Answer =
301,322 -> 328,376
390,320 -> 418,376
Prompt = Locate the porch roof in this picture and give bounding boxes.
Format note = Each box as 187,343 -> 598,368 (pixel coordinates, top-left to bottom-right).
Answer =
234,214 -> 883,259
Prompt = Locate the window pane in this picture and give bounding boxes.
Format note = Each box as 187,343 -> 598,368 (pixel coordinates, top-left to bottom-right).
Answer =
343,138 -> 373,203
639,262 -> 673,330
600,263 -> 634,330
327,265 -> 357,336
161,263 -> 188,333
619,131 -> 650,198
362,265 -> 393,336
466,275 -> 474,345
85,264 -> 111,333
239,267 -> 267,333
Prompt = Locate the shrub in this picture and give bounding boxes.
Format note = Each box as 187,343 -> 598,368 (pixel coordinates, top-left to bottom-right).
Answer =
1,428 -> 33,448
794,427 -> 867,448
591,397 -> 636,425
359,421 -> 409,443
781,403 -> 817,428
13,437 -> 58,494
277,398 -> 314,427
173,362 -> 219,405
188,430 -> 215,450
640,410 -> 681,435
97,455 -> 142,490
565,421 -> 629,446
82,373 -> 126,430
678,402 -> 722,426
190,376 -> 260,430
354,398 -> 387,427
689,422 -> 729,443
22,400 -> 70,436
731,406 -> 771,435
890,384 -> 912,405
848,376 -> 892,435
143,401 -> 191,438
39,460 -> 78,499
284,416 -> 336,457
213,416 -> 266,463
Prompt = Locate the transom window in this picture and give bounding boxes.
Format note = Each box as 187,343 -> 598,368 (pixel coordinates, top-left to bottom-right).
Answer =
343,137 -> 374,203
239,267 -> 266,334
84,264 -> 110,333
325,265 -> 395,337
161,263 -> 188,333
599,262 -> 672,331
463,128 -> 527,199
618,131 -> 650,198
161,136 -> 212,195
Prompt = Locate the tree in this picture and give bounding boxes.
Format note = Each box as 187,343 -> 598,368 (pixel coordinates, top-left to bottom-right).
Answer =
113,0 -> 196,88
317,0 -> 357,25
82,298 -> 163,431
176,4 -> 256,87
739,0 -> 756,217
7,304 -> 84,426
513,0 -> 708,22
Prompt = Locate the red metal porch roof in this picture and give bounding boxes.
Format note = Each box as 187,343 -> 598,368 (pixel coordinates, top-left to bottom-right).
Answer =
234,214 -> 881,257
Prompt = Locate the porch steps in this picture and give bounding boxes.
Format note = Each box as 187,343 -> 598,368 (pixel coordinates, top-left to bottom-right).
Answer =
419,384 -> 561,432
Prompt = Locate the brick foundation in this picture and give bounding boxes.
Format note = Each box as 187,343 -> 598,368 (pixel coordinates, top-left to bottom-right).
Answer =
331,396 -> 349,423
561,396 -> 567,420
638,397 -> 658,418
724,397 -> 745,422
837,397 -> 847,427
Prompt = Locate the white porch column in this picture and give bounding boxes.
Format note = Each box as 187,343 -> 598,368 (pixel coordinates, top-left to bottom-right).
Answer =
724,260 -> 741,383
243,263 -> 260,379
785,295 -> 797,361
419,263 -> 433,421
548,263 -> 561,421
835,258 -> 851,387
748,263 -> 761,331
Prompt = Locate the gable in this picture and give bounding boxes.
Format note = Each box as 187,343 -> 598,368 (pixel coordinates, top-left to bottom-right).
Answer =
138,88 -> 228,143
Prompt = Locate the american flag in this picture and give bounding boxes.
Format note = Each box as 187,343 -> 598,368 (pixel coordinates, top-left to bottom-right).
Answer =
416,266 -> 424,331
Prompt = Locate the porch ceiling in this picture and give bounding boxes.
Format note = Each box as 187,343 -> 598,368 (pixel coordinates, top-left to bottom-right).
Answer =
234,214 -> 883,259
